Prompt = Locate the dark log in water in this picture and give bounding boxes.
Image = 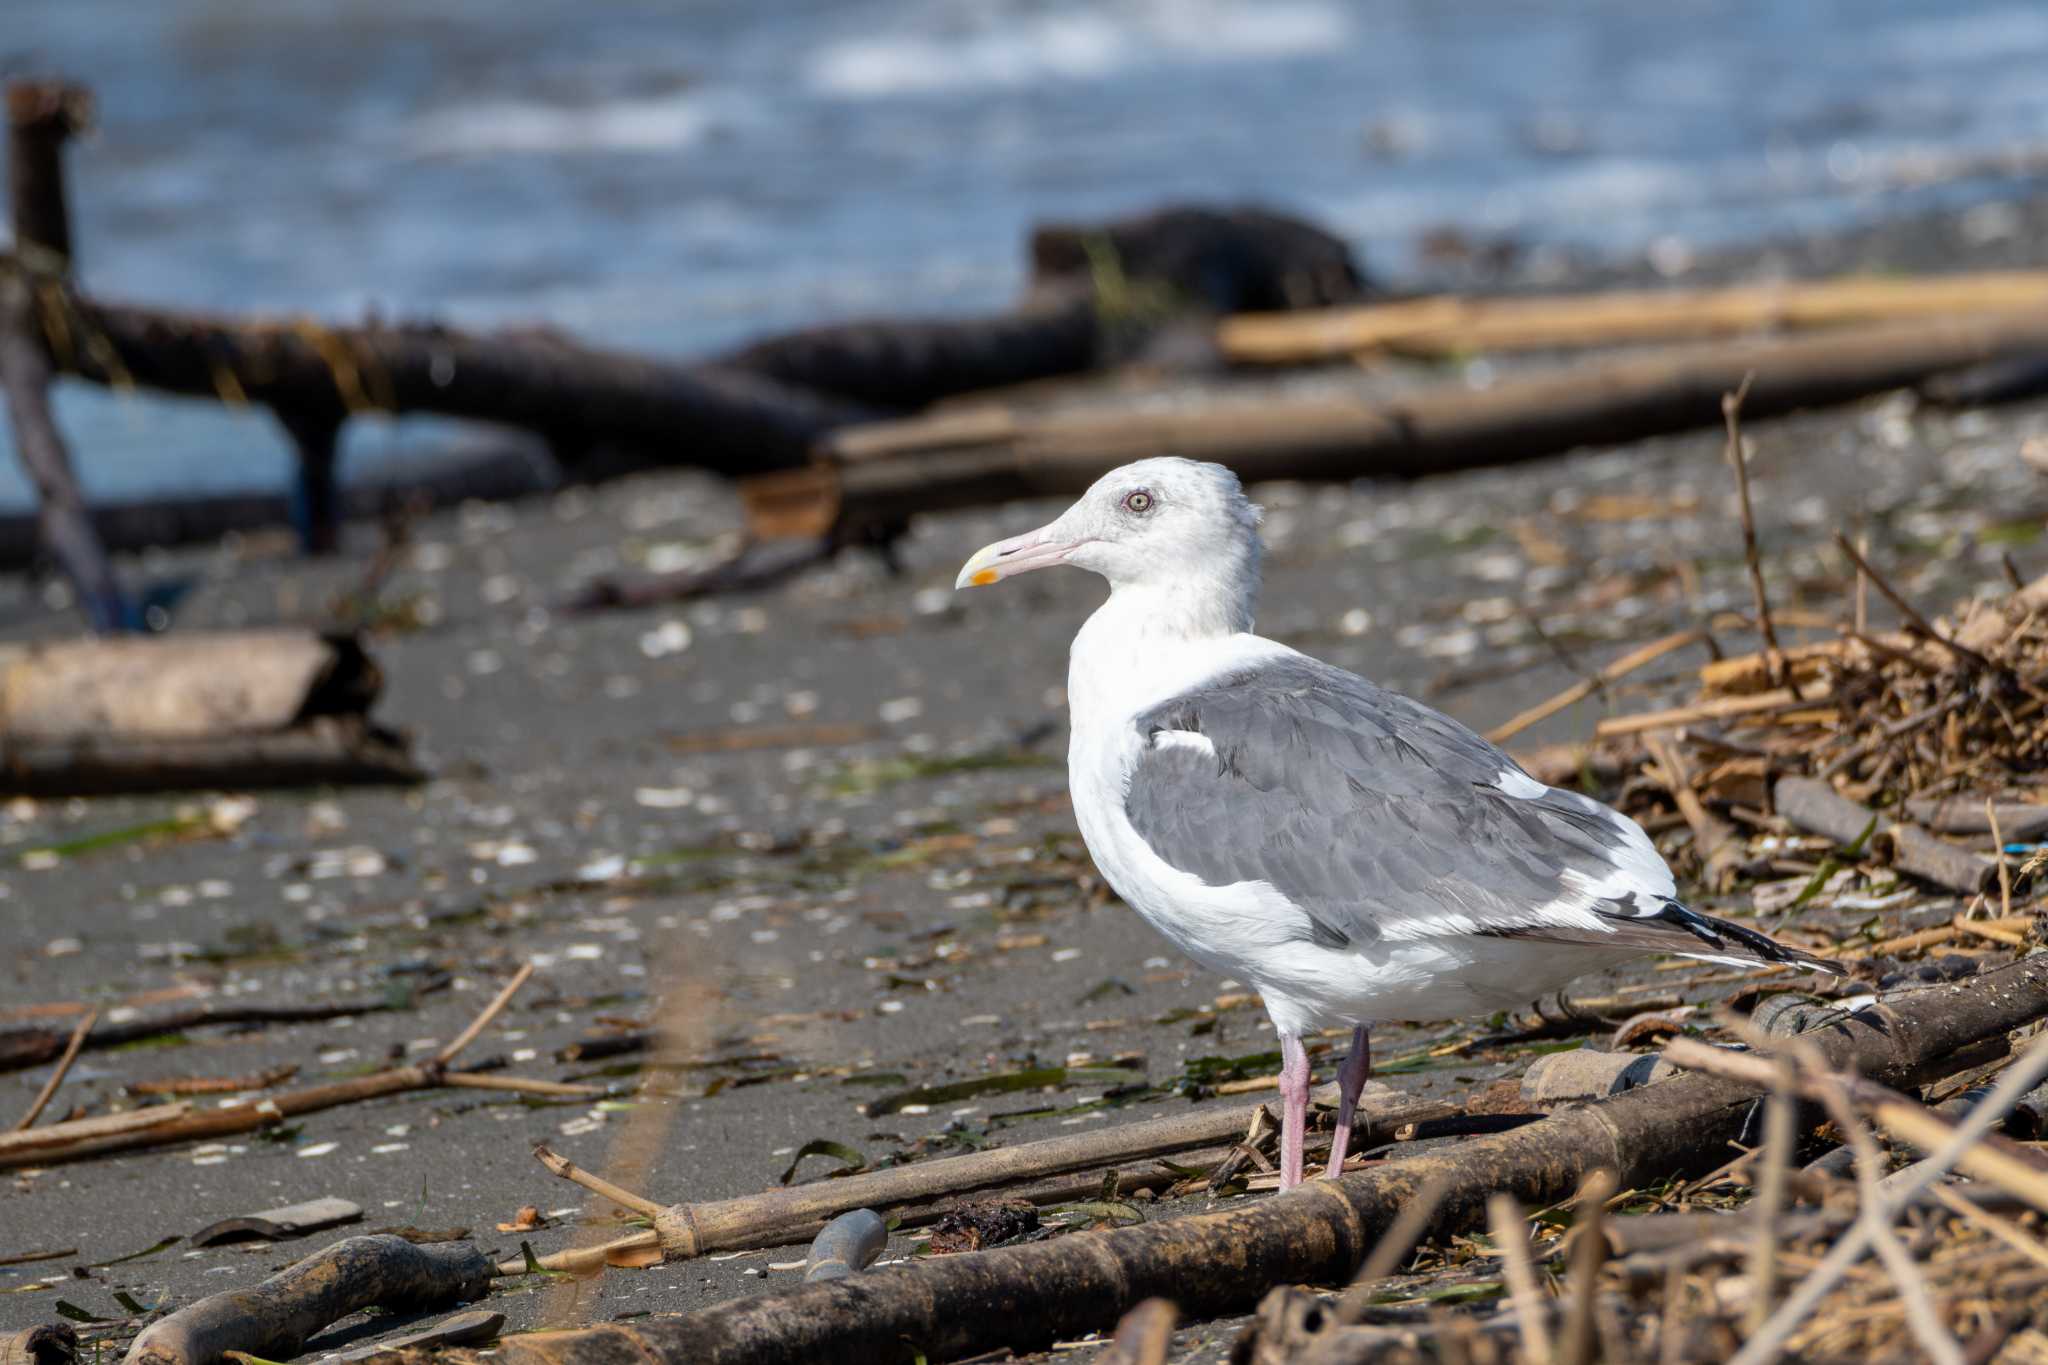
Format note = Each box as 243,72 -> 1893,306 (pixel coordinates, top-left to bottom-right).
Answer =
722,298 -> 1101,410
9,262 -> 875,478
4,90 -> 1374,572
2,81 -> 132,629
1027,204 -> 1374,314
721,206 -> 1372,408
5,81 -> 87,271
1,263 -> 133,631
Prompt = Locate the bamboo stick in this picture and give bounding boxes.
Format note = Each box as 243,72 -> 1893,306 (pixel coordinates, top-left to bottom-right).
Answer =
1218,270 -> 2048,363
1643,735 -> 1741,889
1594,687 -> 1815,737
639,1093 -> 1454,1259
1485,628 -> 1706,744
1663,1038 -> 2048,1214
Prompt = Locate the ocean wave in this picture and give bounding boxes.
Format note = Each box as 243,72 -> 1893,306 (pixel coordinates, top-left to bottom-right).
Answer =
407,91 -> 712,157
805,0 -> 1348,98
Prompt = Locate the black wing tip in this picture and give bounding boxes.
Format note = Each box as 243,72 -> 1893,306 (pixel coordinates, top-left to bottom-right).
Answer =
1644,897 -> 1847,975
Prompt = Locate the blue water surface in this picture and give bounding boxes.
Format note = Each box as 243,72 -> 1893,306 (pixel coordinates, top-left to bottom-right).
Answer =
5,0 -> 2047,506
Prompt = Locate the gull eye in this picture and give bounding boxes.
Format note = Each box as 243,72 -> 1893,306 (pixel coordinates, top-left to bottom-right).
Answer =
1122,489 -> 1154,515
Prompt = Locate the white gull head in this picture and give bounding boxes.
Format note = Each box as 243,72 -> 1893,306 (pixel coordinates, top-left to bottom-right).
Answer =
953,456 -> 1264,638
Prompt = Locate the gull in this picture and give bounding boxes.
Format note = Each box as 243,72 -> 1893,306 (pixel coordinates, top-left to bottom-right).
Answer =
955,456 -> 1840,1190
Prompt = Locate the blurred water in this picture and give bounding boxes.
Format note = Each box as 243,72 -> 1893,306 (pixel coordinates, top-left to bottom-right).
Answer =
5,0 -> 2048,507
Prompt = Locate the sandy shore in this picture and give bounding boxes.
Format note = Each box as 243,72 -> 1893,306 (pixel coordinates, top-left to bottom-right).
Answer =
5,191 -> 2048,1361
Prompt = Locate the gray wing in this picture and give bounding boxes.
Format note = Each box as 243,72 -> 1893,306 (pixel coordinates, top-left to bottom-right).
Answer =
1123,655 -> 1826,969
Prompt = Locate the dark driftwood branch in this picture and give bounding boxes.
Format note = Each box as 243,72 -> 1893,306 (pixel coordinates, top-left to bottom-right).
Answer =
4,81 -> 131,628
725,204 -> 1370,408
123,1236 -> 492,1365
0,996 -> 400,1075
0,261 -> 131,631
1918,351 -> 2048,408
722,300 -> 1100,409
1904,797 -> 2048,841
0,250 -> 868,558
751,307 -> 2048,539
421,954 -> 2048,1365
11,262 -> 874,472
1775,776 -> 1994,896
275,408 -> 343,555
6,82 -> 88,271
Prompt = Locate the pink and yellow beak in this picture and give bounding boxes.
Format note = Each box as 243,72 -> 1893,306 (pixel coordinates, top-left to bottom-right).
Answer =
954,525 -> 1085,589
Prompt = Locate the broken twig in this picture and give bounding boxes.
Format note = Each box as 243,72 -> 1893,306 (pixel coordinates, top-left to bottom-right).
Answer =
13,1006 -> 93,1129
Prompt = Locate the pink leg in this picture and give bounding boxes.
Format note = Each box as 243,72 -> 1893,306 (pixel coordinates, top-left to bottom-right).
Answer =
1276,1033 -> 1311,1191
1323,1025 -> 1371,1179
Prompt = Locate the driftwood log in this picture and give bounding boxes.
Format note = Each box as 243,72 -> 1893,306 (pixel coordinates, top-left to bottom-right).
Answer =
646,1090 -> 1461,1260
1219,268 -> 2048,362
725,205 -> 1370,409
6,83 -> 85,271
0,1324 -> 75,1365
2,81 -> 135,628
745,307 -> 2048,539
0,717 -> 417,796
2,121 -> 1369,559
123,1235 -> 492,1365
1,631 -> 370,739
0,630 -> 418,794
1775,776 -> 1994,896
6,256 -> 874,479
0,265 -> 127,630
1919,350 -> 2048,408
723,299 -> 1100,410
1029,205 -> 1373,315
413,954 -> 2048,1365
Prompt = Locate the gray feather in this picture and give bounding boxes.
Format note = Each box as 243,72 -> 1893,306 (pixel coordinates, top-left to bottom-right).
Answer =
1123,656 -> 1670,949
